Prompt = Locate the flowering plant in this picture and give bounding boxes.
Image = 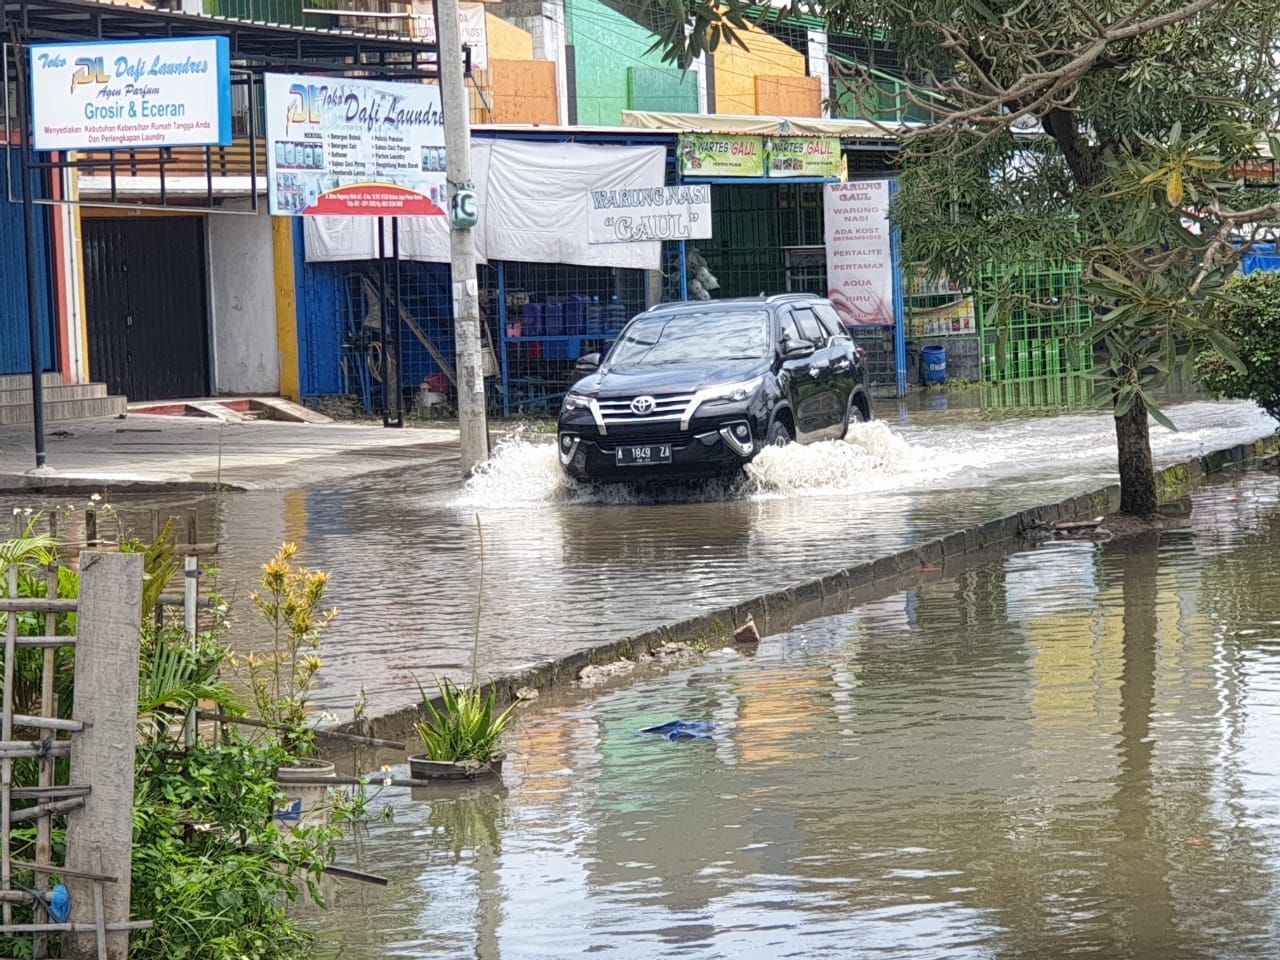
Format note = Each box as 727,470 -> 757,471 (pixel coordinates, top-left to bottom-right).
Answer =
238,542 -> 338,758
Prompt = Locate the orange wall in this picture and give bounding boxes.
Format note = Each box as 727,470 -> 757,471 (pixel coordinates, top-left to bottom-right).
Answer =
470,14 -> 557,124
714,23 -> 809,114
756,75 -> 822,117
488,60 -> 559,124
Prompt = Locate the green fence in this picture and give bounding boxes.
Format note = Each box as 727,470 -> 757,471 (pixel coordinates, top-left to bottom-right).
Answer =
976,261 -> 1093,383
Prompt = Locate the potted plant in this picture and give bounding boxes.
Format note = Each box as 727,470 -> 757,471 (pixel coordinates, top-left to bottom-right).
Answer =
410,678 -> 518,781
238,542 -> 339,826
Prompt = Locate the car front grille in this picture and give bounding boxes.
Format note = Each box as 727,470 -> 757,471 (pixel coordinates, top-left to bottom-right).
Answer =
596,393 -> 696,428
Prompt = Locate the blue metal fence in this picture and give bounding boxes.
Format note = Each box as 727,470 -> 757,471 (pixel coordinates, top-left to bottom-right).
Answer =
0,149 -> 56,377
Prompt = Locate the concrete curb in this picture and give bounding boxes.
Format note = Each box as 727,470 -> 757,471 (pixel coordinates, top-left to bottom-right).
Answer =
327,433 -> 1278,748
0,476 -> 252,495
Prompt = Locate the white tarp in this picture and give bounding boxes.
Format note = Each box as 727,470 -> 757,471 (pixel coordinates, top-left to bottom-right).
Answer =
484,140 -> 667,268
303,139 -> 668,270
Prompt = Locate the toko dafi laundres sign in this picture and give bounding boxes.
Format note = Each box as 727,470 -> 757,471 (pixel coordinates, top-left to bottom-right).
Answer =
29,37 -> 232,152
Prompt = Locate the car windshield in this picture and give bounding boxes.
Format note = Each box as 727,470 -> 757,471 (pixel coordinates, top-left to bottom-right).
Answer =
607,310 -> 771,366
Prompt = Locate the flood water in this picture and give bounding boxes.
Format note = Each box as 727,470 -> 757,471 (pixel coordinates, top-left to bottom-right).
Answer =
2,398 -> 1273,717
303,469 -> 1280,959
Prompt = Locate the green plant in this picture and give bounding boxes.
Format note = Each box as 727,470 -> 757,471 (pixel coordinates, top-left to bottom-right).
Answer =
238,542 -> 337,758
130,737 -> 336,960
414,677 -> 518,763
1197,271 -> 1280,423
0,524 -> 341,960
412,516 -> 518,763
137,624 -> 241,742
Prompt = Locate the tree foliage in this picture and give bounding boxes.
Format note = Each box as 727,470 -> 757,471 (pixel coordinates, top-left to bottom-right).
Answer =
648,0 -> 1280,514
1198,270 -> 1280,422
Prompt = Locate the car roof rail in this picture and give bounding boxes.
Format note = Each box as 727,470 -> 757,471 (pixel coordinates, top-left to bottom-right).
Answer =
762,292 -> 817,303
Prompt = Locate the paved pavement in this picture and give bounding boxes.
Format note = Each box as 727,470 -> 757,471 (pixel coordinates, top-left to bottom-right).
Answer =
0,415 -> 462,492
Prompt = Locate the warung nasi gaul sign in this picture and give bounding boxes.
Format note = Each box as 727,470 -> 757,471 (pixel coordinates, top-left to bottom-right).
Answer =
29,37 -> 232,151
587,185 -> 712,244
823,180 -> 896,325
264,73 -> 447,217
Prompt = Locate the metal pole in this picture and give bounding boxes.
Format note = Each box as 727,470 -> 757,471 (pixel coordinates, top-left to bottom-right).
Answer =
377,216 -> 391,427
182,555 -> 198,750
433,0 -> 489,474
14,40 -> 48,471
391,217 -> 403,427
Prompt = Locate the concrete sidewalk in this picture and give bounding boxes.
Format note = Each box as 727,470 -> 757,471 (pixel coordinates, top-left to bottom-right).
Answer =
0,415 -> 461,492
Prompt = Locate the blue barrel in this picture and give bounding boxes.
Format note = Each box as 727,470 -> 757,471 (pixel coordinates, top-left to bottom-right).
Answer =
522,302 -> 544,337
922,344 -> 947,384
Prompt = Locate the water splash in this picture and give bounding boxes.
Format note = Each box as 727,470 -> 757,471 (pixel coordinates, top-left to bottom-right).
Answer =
745,420 -> 976,497
458,434 -> 568,505
458,420 -> 972,508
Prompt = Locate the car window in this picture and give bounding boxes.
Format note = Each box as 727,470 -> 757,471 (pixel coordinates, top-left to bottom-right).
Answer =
780,311 -> 803,345
608,310 -> 771,366
813,303 -> 848,339
791,307 -> 826,344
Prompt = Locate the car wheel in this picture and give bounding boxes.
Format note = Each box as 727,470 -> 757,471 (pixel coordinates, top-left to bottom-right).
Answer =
768,420 -> 793,448
847,395 -> 867,425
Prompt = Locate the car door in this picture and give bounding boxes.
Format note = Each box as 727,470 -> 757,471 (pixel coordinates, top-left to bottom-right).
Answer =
779,307 -> 825,440
790,305 -> 841,436
814,302 -> 859,430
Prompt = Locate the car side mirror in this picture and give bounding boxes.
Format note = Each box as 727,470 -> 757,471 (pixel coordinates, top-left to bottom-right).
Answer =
782,338 -> 815,360
575,352 -> 601,374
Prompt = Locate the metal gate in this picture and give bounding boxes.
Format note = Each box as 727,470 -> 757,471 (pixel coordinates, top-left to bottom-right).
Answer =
83,217 -> 210,401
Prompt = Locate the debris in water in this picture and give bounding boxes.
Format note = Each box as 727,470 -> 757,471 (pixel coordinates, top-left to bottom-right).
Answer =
515,686 -> 539,701
732,614 -> 761,644
578,660 -> 636,687
641,720 -> 715,742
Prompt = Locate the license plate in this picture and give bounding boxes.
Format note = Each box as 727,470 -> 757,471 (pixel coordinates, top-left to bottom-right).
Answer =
616,443 -> 672,466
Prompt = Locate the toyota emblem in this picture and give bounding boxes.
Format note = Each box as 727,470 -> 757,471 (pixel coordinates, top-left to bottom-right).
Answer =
630,395 -> 656,415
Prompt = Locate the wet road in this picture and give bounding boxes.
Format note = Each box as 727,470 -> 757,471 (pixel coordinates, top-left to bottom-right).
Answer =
4,398 -> 1273,717
302,469 -> 1280,958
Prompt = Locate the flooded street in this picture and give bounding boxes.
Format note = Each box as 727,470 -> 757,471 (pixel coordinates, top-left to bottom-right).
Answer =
4,398 -> 1272,716
303,469 -> 1280,959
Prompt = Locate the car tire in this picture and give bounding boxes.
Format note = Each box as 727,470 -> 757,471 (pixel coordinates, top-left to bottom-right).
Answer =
768,420 -> 794,448
847,395 -> 867,426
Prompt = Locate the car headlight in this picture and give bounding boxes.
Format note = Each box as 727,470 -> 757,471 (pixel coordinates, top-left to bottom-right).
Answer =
703,377 -> 764,404
562,392 -> 592,413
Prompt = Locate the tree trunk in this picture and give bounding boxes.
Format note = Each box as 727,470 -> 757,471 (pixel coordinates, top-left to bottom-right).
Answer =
1115,397 -> 1157,517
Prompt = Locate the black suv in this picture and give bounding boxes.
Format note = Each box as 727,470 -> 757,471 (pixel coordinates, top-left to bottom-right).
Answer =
557,295 -> 872,482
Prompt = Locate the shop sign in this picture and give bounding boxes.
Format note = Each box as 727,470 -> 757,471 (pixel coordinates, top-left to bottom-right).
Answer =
586,184 -> 712,243
410,1 -> 489,70
678,134 -> 765,178
766,136 -> 843,178
29,37 -> 232,152
264,73 -> 446,217
823,180 -> 895,326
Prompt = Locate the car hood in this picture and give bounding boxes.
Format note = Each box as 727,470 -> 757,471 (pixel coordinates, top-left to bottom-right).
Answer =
572,359 -> 770,398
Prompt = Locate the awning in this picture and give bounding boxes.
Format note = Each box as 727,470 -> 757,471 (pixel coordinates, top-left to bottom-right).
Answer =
621,110 -> 913,142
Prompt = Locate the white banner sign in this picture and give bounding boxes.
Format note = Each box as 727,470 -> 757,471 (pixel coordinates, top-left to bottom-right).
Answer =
586,184 -> 712,244
410,2 -> 489,70
30,37 -> 231,151
264,73 -> 447,217
823,180 -> 895,326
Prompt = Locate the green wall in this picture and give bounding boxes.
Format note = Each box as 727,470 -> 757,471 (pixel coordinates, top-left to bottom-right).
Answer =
568,0 -> 697,125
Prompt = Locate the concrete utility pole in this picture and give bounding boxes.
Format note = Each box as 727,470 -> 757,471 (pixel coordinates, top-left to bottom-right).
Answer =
433,0 -> 489,474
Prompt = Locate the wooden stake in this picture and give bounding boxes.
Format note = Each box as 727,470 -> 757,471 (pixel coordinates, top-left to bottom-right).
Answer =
64,552 -> 142,960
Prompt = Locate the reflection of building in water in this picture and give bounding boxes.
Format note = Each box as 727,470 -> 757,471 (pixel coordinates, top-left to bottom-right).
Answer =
732,663 -> 831,767
511,714 -> 580,806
